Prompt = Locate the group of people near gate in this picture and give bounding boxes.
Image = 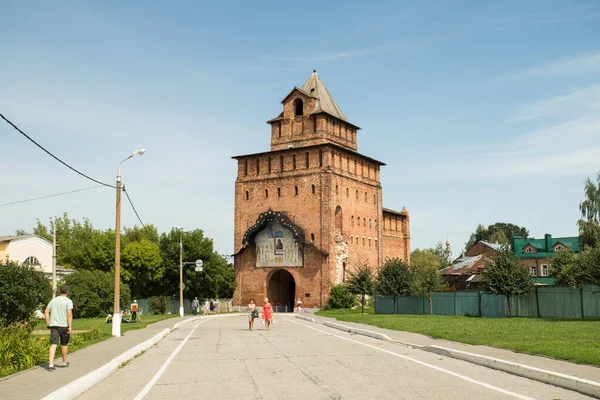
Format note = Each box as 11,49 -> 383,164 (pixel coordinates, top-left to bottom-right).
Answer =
246,297 -> 303,331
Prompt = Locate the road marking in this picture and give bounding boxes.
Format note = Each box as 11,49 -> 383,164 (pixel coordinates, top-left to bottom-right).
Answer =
134,319 -> 209,400
285,318 -> 536,400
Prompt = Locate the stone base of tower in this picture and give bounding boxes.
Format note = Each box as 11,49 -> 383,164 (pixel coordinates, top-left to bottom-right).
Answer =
233,245 -> 329,310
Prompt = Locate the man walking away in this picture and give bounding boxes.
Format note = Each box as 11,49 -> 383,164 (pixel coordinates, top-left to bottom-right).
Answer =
192,297 -> 200,316
45,285 -> 73,371
296,298 -> 302,313
131,300 -> 138,322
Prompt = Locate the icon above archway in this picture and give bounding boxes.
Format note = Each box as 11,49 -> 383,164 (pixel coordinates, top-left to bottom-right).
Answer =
255,221 -> 303,267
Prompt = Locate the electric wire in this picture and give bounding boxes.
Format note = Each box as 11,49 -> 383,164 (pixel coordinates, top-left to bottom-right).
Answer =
122,186 -> 156,240
0,185 -> 104,207
0,112 -> 116,188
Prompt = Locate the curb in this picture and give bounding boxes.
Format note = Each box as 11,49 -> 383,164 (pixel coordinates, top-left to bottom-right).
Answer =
322,321 -> 391,341
40,327 -> 170,400
295,315 -> 316,323
41,316 -> 203,400
424,345 -> 600,399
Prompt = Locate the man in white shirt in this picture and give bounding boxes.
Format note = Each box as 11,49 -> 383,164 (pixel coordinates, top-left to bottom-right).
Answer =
44,285 -> 73,371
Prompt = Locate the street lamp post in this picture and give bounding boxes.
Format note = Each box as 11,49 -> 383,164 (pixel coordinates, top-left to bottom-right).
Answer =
112,148 -> 145,337
178,250 -> 204,317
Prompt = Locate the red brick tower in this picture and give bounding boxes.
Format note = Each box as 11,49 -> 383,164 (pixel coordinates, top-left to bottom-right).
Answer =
233,70 -> 409,310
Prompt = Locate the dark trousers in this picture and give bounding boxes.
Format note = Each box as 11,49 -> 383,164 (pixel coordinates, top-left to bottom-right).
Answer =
132,312 -> 137,321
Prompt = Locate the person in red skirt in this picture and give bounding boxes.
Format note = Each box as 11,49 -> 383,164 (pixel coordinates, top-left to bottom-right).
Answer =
262,297 -> 273,330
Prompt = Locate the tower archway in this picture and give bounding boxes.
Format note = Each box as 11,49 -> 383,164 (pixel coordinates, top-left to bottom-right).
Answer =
267,269 -> 295,312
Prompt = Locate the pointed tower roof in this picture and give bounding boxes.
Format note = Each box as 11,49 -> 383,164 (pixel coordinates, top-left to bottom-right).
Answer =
300,69 -> 349,123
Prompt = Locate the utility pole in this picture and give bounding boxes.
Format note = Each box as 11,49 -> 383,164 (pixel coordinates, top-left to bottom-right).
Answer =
52,220 -> 56,298
179,234 -> 184,317
112,178 -> 122,337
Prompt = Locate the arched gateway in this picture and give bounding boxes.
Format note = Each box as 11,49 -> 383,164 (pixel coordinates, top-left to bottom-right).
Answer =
267,269 -> 295,312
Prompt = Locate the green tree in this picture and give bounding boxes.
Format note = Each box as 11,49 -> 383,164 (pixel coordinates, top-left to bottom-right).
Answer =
0,262 -> 52,326
411,265 -> 442,314
376,258 -> 412,314
346,262 -> 374,314
411,248 -> 443,270
465,222 -> 528,250
121,239 -> 163,299
63,269 -> 130,318
483,246 -> 532,317
578,171 -> 600,249
434,242 -> 452,268
551,250 -> 589,288
325,284 -> 356,309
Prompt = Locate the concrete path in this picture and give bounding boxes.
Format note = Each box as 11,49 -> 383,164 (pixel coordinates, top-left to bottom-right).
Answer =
76,315 -> 594,400
0,316 -> 189,400
309,313 -> 600,384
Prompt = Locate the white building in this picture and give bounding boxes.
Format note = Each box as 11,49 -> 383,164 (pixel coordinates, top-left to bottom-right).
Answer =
0,235 -> 73,280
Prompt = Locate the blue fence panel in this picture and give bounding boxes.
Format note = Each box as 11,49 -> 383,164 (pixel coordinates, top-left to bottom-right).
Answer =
537,287 -> 582,319
582,286 -> 600,318
480,293 -> 501,318
432,292 -> 455,316
455,292 -> 480,316
375,295 -> 394,314
397,296 -> 425,314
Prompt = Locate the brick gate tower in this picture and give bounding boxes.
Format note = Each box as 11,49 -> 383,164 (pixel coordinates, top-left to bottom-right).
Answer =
232,70 -> 410,310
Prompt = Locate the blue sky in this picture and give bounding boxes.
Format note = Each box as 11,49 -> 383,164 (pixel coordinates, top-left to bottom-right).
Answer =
1,0 -> 599,258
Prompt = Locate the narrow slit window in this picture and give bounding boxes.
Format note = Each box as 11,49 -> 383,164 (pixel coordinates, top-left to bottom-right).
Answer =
256,159 -> 260,175
295,186 -> 299,195
311,233 -> 315,241
245,191 -> 249,200
277,188 -> 281,197
280,155 -> 284,171
312,184 -> 316,194
305,152 -> 309,169
293,154 -> 297,170
268,158 -> 272,174
265,189 -> 269,198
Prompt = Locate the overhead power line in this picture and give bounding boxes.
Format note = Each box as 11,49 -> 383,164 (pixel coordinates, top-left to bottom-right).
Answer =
0,185 -> 104,207
0,112 -> 115,188
122,186 -> 156,240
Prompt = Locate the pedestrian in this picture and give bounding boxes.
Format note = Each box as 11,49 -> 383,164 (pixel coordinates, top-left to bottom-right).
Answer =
44,285 -> 73,371
262,297 -> 273,330
209,299 -> 215,314
192,297 -> 200,316
247,299 -> 257,331
130,300 -> 138,322
296,297 -> 303,313
203,299 -> 210,315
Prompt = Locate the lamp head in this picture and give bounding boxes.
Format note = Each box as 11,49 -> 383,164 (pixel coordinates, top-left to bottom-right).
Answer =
132,148 -> 146,157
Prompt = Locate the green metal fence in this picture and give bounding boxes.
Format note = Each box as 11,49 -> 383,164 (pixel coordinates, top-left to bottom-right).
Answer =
375,286 -> 600,318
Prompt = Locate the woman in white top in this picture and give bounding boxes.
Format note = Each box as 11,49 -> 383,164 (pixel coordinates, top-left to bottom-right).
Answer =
247,299 -> 257,331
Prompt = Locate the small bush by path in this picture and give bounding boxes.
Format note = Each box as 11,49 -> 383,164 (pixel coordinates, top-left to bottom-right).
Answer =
316,310 -> 600,367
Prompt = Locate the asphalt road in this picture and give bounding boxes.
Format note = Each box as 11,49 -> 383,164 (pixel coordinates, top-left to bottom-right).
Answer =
77,315 -> 593,400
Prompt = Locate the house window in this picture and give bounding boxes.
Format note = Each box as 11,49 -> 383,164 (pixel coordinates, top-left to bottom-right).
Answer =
23,256 -> 40,266
294,186 -> 299,195
555,245 -> 564,252
530,266 -> 537,276
541,264 -> 549,276
525,247 -> 534,253
294,99 -> 304,116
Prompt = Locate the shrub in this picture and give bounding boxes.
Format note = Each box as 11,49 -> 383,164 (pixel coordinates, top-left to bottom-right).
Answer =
63,270 -> 131,318
0,262 -> 52,327
325,284 -> 356,310
0,325 -> 48,377
148,296 -> 168,314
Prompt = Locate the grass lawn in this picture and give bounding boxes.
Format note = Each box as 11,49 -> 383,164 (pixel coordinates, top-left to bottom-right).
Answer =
32,314 -> 179,353
316,309 -> 600,367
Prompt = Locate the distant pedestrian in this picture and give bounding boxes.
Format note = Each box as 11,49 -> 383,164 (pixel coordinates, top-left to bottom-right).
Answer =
296,298 -> 303,313
130,300 -> 138,322
192,297 -> 200,316
203,299 -> 210,315
209,299 -> 216,314
247,299 -> 257,331
44,285 -> 73,371
262,297 -> 273,330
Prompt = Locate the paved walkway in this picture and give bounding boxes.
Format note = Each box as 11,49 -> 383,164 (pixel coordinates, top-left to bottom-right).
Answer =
78,315 -> 593,399
0,316 -> 190,400
309,313 -> 600,384
1,313 -> 598,399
